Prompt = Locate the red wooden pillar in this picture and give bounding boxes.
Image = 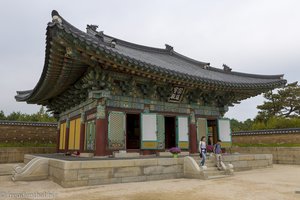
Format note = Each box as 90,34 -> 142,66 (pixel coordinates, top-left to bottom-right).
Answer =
95,118 -> 107,156
79,122 -> 85,152
189,123 -> 197,153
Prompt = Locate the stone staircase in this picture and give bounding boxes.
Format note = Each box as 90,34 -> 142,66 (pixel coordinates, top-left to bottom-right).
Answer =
192,154 -> 232,179
12,157 -> 49,181
0,163 -> 19,181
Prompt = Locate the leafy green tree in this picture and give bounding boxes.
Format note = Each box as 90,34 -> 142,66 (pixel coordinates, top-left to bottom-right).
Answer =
4,107 -> 56,122
230,118 -> 254,132
230,83 -> 300,131
230,119 -> 241,132
252,116 -> 300,130
256,82 -> 300,121
35,106 -> 56,122
0,110 -> 6,120
242,119 -> 254,130
6,111 -> 24,121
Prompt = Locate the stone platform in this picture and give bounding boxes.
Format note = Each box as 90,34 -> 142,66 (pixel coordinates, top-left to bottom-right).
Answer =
17,153 -> 273,188
49,156 -> 184,187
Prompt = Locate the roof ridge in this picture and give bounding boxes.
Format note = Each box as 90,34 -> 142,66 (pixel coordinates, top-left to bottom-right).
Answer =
207,66 -> 284,79
97,33 -> 211,70
51,10 -> 106,46
0,120 -> 57,126
102,34 -> 169,54
16,90 -> 33,95
171,51 -> 209,68
103,33 -> 210,68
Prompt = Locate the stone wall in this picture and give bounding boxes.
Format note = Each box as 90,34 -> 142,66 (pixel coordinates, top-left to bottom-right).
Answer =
49,157 -> 184,188
232,128 -> 300,145
223,154 -> 273,171
0,147 -> 56,163
227,147 -> 300,165
0,120 -> 57,145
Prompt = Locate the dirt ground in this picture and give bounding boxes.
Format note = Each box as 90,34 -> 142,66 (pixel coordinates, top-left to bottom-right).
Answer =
0,164 -> 299,200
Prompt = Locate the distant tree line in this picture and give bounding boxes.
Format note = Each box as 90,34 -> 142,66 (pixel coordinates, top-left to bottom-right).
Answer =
231,82 -> 300,132
0,106 -> 56,122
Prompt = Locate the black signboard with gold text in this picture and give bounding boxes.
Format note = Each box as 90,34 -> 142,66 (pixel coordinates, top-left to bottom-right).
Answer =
168,86 -> 185,102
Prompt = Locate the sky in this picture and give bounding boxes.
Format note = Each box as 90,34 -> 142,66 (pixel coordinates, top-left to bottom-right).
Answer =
0,0 -> 299,121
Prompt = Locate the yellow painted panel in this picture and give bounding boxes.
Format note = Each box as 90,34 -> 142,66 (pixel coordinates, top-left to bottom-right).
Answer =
68,120 -> 76,149
59,123 -> 66,150
178,141 -> 189,149
74,118 -> 81,150
59,124 -> 63,150
142,141 -> 157,149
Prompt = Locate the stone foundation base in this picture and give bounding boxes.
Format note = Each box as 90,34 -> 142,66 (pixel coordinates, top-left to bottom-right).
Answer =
19,153 -> 273,187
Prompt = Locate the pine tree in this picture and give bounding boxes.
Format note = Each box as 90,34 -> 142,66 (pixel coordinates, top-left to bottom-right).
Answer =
256,82 -> 300,121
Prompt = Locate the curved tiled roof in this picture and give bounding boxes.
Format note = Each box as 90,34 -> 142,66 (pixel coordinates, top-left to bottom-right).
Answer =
15,10 -> 287,105
102,34 -> 284,85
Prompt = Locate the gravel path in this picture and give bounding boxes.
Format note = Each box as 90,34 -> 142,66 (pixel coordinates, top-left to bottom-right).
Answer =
0,164 -> 299,200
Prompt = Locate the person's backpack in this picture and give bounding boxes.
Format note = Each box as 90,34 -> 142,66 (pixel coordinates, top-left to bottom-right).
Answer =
214,143 -> 221,154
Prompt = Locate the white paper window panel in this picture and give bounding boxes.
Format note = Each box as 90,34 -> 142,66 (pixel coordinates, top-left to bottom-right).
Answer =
178,117 -> 189,141
218,119 -> 231,142
142,114 -> 157,141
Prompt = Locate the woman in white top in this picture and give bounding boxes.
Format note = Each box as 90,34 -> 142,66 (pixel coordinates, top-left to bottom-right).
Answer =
199,136 -> 206,166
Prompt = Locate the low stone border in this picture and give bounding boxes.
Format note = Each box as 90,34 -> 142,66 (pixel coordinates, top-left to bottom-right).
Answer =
228,147 -> 300,165
0,147 -> 56,163
223,154 -> 273,171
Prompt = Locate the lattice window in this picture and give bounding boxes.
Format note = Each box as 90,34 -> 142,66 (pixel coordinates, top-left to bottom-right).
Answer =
108,112 -> 125,149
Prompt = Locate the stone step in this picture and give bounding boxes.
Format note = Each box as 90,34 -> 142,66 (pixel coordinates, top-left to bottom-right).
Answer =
204,170 -> 226,176
194,159 -> 215,163
0,175 -> 11,181
0,163 -> 17,176
205,167 -> 220,171
193,157 -> 214,161
193,156 -> 214,159
0,172 -> 11,176
207,174 -> 229,180
194,160 -> 216,166
193,158 -> 214,162
113,152 -> 140,158
192,156 -> 215,161
206,163 -> 216,167
198,165 -> 216,169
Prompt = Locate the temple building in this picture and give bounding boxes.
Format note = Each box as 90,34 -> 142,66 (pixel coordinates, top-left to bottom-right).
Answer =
15,11 -> 286,156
